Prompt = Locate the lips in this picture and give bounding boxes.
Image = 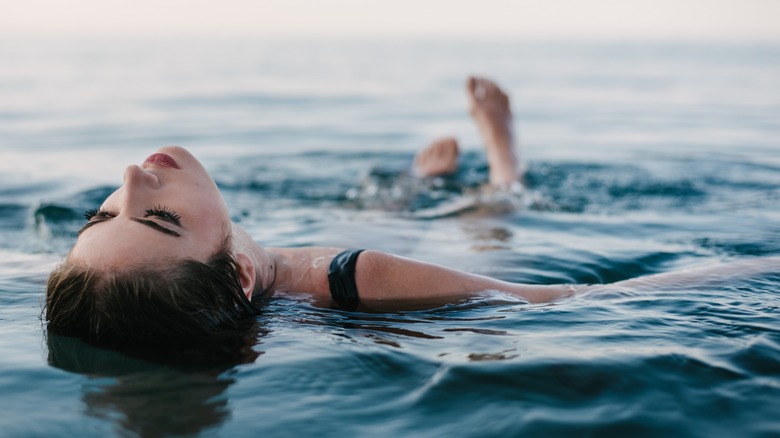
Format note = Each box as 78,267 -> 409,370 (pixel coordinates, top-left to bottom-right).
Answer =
144,153 -> 181,169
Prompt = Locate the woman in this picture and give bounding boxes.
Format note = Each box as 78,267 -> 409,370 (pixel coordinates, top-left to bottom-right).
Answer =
46,77 -> 776,347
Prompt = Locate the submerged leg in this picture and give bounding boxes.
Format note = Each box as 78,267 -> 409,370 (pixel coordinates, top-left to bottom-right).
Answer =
467,76 -> 523,187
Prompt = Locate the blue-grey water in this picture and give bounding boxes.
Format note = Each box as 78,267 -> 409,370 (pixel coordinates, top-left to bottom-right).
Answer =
1,37 -> 779,437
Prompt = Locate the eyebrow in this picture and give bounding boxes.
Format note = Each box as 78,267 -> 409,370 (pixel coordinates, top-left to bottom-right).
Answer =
77,218 -> 181,237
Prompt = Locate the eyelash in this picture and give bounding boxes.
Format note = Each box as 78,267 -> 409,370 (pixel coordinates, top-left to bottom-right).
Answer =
84,208 -> 113,220
146,205 -> 182,224
83,205 -> 181,224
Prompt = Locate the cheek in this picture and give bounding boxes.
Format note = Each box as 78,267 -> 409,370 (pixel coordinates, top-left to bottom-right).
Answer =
202,185 -> 229,218
187,193 -> 230,236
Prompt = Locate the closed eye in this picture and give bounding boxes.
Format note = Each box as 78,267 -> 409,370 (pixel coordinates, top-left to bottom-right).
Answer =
145,205 -> 182,226
84,208 -> 116,221
77,207 -> 182,237
78,208 -> 116,235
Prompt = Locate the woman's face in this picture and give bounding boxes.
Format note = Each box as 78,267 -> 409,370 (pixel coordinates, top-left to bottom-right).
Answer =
69,146 -> 231,269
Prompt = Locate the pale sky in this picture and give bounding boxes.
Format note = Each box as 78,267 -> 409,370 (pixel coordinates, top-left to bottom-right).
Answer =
4,0 -> 780,40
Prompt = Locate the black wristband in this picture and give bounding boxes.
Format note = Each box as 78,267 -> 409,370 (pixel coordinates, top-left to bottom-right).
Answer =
328,249 -> 365,310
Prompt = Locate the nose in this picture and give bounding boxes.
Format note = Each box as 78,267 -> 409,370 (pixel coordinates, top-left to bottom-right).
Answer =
110,165 -> 161,217
124,165 -> 161,190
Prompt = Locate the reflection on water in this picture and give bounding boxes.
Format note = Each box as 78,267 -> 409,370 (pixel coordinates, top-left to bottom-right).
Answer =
46,331 -> 263,437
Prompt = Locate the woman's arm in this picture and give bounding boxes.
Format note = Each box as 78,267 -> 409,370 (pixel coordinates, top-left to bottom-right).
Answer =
268,248 -> 576,309
268,247 -> 777,310
354,251 -> 576,309
607,256 -> 779,291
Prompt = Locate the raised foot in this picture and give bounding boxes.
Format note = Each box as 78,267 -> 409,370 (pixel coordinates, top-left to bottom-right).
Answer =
413,137 -> 460,177
467,76 -> 520,187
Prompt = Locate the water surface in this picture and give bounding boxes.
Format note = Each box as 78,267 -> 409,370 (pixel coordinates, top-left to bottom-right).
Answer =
0,38 -> 779,437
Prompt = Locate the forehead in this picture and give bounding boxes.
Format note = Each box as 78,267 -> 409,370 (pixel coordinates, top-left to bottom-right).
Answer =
69,219 -> 219,268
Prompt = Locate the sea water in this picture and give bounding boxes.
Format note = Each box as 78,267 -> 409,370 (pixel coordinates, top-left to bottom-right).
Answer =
0,37 -> 779,437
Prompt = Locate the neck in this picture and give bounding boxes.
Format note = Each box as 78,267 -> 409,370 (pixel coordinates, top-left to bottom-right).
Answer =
229,222 -> 339,299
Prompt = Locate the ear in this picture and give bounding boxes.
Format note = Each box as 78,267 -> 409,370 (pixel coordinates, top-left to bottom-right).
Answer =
234,253 -> 256,302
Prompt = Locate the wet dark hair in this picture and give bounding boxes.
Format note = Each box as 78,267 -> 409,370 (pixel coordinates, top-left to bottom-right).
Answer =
45,237 -> 261,348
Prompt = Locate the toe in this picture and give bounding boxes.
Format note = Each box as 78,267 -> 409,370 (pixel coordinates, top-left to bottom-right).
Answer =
467,76 -> 478,95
